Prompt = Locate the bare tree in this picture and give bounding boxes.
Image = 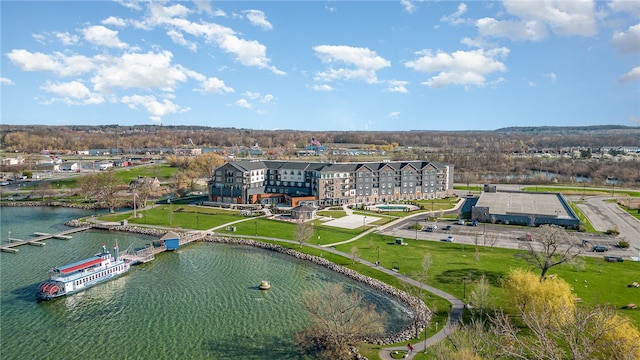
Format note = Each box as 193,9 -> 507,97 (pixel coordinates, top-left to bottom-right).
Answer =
485,232 -> 500,251
295,283 -> 387,359
350,246 -> 359,264
468,274 -> 493,318
296,220 -> 313,248
514,224 -> 583,280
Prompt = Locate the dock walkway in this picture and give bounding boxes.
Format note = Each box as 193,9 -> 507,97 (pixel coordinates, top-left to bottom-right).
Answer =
120,230 -> 206,264
1,227 -> 92,253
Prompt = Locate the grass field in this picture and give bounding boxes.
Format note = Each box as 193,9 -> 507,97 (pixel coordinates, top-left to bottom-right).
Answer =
94,205 -> 640,330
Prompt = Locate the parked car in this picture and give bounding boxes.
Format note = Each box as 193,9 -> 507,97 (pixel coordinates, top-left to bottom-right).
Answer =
443,225 -> 452,231
425,224 -> 437,232
441,236 -> 454,242
592,245 -> 608,252
456,219 -> 465,225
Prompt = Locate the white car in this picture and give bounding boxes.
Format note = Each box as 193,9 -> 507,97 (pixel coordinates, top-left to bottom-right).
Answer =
442,236 -> 454,242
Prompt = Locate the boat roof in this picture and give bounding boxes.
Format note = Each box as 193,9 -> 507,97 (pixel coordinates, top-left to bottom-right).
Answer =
55,255 -> 103,274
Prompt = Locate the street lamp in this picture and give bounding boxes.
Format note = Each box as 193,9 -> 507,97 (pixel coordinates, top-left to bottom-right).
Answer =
196,215 -> 199,230
255,219 -> 258,236
463,277 -> 467,300
376,246 -> 380,266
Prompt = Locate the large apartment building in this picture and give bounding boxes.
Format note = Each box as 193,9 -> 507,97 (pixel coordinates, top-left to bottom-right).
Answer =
209,160 -> 454,208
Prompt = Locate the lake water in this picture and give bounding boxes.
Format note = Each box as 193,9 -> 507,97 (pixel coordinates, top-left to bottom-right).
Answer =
0,206 -> 411,360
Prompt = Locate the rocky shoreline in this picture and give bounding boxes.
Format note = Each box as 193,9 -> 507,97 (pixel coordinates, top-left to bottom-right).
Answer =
1,201 -> 103,209
65,219 -> 431,346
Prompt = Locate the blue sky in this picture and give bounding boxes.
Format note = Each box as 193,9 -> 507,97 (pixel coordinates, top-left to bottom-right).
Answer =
1,0 -> 639,131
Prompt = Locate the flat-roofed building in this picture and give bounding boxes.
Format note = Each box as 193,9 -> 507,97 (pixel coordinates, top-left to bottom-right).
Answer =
472,190 -> 580,228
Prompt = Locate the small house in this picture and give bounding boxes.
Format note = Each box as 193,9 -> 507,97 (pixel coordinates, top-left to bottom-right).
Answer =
161,231 -> 180,251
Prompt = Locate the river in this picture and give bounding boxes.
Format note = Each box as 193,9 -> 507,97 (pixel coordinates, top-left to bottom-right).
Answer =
0,206 -> 411,360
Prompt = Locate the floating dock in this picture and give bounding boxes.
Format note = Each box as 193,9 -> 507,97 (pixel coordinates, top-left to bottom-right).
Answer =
1,227 -> 91,253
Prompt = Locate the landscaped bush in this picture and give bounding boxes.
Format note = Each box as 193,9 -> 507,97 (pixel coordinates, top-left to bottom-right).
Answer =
617,240 -> 630,248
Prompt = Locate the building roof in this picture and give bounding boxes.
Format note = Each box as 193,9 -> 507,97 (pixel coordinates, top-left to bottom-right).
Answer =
475,192 -> 570,218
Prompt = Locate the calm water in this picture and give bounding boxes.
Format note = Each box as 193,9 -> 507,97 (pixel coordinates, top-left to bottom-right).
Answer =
0,207 -> 411,360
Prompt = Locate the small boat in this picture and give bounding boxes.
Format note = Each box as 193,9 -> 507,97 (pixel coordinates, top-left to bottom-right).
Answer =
259,280 -> 271,290
38,243 -> 130,300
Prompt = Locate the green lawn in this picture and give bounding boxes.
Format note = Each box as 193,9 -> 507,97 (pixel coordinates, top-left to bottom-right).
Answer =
335,234 -> 640,327
521,185 -> 640,197
113,164 -> 177,183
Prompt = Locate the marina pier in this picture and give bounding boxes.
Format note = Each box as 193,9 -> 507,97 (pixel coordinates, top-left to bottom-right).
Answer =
1,227 -> 91,253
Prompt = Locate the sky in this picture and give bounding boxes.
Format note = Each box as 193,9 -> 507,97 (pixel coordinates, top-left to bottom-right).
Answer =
1,0 -> 639,131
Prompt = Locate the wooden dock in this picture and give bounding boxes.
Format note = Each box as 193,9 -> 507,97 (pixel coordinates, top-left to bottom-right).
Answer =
1,227 -> 92,253
120,231 -> 206,264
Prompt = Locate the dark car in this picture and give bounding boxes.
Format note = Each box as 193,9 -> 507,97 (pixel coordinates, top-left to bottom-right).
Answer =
443,225 -> 451,231
592,245 -> 608,252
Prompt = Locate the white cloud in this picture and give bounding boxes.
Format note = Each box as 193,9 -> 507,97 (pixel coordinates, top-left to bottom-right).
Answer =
441,3 -> 468,25
260,94 -> 275,103
244,10 -> 272,30
313,45 -> 390,84
243,91 -> 261,100
200,77 -> 234,94
620,66 -> 640,83
388,111 -> 401,120
311,84 -> 333,91
1,77 -> 15,85
91,51 -> 188,93
102,16 -> 127,27
40,80 -> 104,104
477,18 -> 548,41
167,29 -> 198,52
83,25 -> 128,49
54,32 -> 79,45
504,0 -> 596,36
32,33 -> 46,44
384,80 -> 409,93
235,98 -> 252,108
114,0 -> 142,11
476,0 -> 596,41
401,0 -> 416,14
142,3 -> 284,74
121,94 -> 187,122
609,0 -> 640,16
7,49 -> 94,77
405,47 -> 509,88
544,72 -> 557,82
612,23 -> 640,54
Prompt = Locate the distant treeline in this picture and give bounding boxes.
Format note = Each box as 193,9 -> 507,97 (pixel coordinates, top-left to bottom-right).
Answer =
1,124 -> 638,154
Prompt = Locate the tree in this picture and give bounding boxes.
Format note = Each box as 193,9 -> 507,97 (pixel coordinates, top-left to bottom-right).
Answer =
77,171 -> 123,212
296,220 -> 313,248
93,171 -> 123,213
294,283 -> 387,359
468,274 -> 493,318
190,152 -> 224,178
350,246 -> 359,264
514,224 -> 583,280
501,268 -> 575,325
171,168 -> 199,197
